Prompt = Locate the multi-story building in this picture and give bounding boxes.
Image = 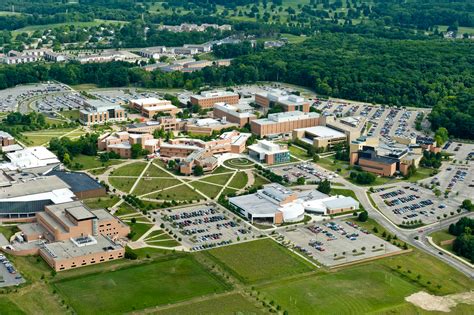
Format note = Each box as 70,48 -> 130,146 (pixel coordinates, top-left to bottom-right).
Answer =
250,111 -> 320,137
323,116 -> 366,142
248,140 -> 290,165
127,117 -> 181,134
1,49 -> 49,64
213,102 -> 257,127
0,131 -> 15,148
255,89 -> 310,112
350,143 -> 422,177
292,126 -> 347,150
10,201 -> 129,271
190,91 -> 239,109
137,46 -> 167,59
184,118 -> 239,136
79,100 -> 125,125
97,132 -> 160,158
160,131 -> 251,175
129,98 -> 180,118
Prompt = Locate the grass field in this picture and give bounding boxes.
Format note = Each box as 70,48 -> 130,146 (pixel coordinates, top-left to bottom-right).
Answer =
82,196 -> 120,209
133,178 -> 180,196
207,239 -> 315,284
251,173 -> 271,189
153,184 -> 203,201
431,229 -> 455,246
111,162 -> 147,176
211,165 -> 233,174
60,110 -> 80,121
258,248 -> 474,314
0,297 -> 25,315
21,128 -> 79,146
156,293 -> 265,315
54,256 -> 230,314
200,173 -> 233,186
109,177 -> 136,193
228,172 -> 248,189
223,158 -> 255,169
144,164 -> 173,177
115,202 -> 137,216
70,154 -> 122,170
13,19 -> 126,35
190,181 -> 222,199
128,222 -> 153,241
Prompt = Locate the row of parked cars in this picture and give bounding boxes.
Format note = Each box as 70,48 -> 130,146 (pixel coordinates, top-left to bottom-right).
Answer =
0,254 -> 21,279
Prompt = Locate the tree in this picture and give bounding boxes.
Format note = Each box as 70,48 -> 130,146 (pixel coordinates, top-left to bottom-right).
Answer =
296,177 -> 306,185
193,165 -> 204,176
462,199 -> 473,211
434,127 -> 449,147
317,179 -> 331,194
63,152 -> 72,166
358,211 -> 368,222
131,143 -> 143,159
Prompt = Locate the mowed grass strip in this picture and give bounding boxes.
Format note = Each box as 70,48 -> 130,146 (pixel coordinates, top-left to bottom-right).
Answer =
110,162 -> 147,177
134,178 -> 180,196
54,257 -> 230,315
155,293 -> 265,315
207,239 -> 314,284
83,196 -> 120,209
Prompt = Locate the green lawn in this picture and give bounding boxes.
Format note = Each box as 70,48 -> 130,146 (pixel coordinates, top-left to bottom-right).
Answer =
251,173 -> 270,189
54,256 -> 230,315
190,181 -> 222,199
228,172 -> 249,190
70,154 -> 122,170
109,177 -> 136,193
0,297 -> 25,315
317,156 -> 350,176
156,293 -> 265,315
281,33 -> 308,44
133,178 -> 180,196
144,164 -> 173,177
200,173 -> 233,185
83,196 -> 120,209
223,158 -> 255,169
110,162 -> 147,176
147,239 -> 181,247
13,19 -> 126,35
60,110 -> 80,121
288,145 -> 310,160
211,165 -> 233,174
258,248 -> 474,314
0,225 -> 20,240
407,167 -> 435,183
207,239 -> 315,284
152,184 -> 203,201
128,222 -> 153,241
258,264 -> 419,314
115,202 -> 137,216
21,128 -> 78,146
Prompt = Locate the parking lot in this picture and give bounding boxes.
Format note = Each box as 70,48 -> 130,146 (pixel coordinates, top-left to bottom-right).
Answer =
152,204 -> 260,251
443,141 -> 474,162
371,184 -> 462,225
426,164 -> 474,203
277,219 -> 400,266
271,162 -> 338,183
0,253 -> 24,288
0,82 -> 69,113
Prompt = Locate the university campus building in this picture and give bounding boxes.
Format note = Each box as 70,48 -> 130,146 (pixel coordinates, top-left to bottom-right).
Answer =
129,98 -> 181,118
255,89 -> 310,113
190,91 -> 240,109
79,99 -> 126,125
250,111 -> 321,137
248,140 -> 290,165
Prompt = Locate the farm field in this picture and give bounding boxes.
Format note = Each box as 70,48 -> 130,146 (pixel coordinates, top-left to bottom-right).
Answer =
207,239 -> 315,284
156,293 -> 265,315
54,256 -> 230,315
257,249 -> 474,314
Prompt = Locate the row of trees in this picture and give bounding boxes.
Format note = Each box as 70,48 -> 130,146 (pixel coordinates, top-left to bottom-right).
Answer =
449,217 -> 474,262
